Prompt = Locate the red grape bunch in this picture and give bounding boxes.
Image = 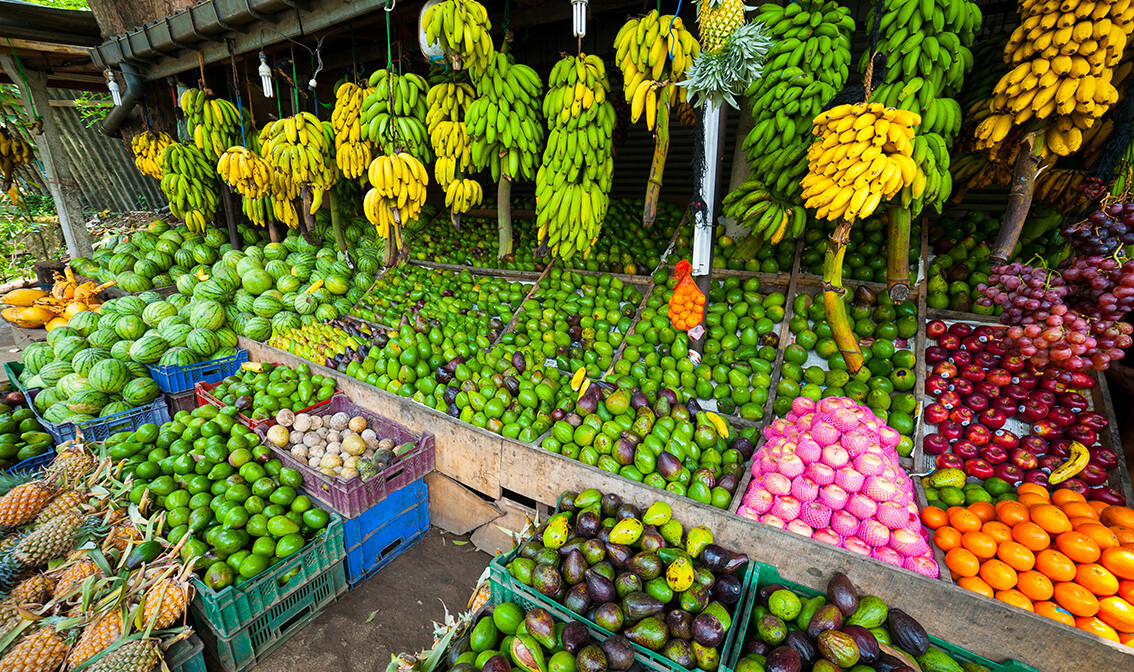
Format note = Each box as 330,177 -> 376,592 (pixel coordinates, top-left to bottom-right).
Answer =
1064,202 -> 1134,257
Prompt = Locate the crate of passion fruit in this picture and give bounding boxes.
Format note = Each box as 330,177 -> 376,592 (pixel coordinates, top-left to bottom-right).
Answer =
257,394 -> 435,517
489,488 -> 758,672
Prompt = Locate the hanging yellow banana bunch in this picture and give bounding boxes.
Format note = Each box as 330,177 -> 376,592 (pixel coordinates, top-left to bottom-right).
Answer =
364,153 -> 429,252
130,130 -> 172,180
331,81 -> 374,179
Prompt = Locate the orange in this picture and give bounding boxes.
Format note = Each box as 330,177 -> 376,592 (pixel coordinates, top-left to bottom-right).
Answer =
1069,516 -> 1100,529
1034,600 -> 1076,626
1052,489 -> 1087,506
1055,531 -> 1102,564
945,505 -> 965,516
997,541 -> 1036,572
1076,522 -> 1120,551
1074,616 -> 1120,642
1018,482 -> 1051,499
1101,546 -> 1134,580
996,501 -> 1030,527
946,547 -> 981,578
995,589 -> 1034,611
1054,582 -> 1100,617
934,526 -> 962,552
958,575 -> 995,598
969,501 -> 996,523
1031,504 -> 1073,534
1100,505 -> 1134,529
921,506 -> 948,530
1112,526 -> 1134,545
962,531 -> 998,560
1120,580 -> 1134,603
1121,633 -> 1134,646
1012,522 -> 1051,552
949,508 -> 983,534
1035,549 -> 1078,582
1060,501 -> 1098,521
980,559 -> 1018,591
982,521 -> 1013,544
1076,563 -> 1120,596
1017,570 -> 1055,601
1089,500 -> 1111,514
1097,596 -> 1134,632
1018,493 -> 1051,509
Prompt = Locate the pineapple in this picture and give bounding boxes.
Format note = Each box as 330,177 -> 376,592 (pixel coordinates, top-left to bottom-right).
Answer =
67,610 -> 122,668
52,557 -> 100,598
141,578 -> 190,630
698,0 -> 745,54
46,447 -> 94,481
105,521 -> 142,553
0,605 -> 30,643
13,511 -> 82,568
0,481 -> 58,528
84,638 -> 160,672
0,625 -> 68,672
9,574 -> 54,605
34,490 -> 83,527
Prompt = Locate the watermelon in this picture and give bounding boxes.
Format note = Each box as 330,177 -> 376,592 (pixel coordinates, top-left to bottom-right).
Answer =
160,323 -> 193,347
315,304 -> 338,321
176,274 -> 198,296
56,373 -> 91,399
272,311 -> 301,334
157,347 -> 199,368
122,378 -> 161,406
110,340 -> 135,362
190,300 -> 226,331
205,229 -> 228,247
22,342 -> 54,375
191,245 -> 218,266
142,301 -> 178,327
114,315 -> 147,340
89,359 -> 130,394
276,274 -> 301,294
66,311 -> 101,338
215,327 -> 239,348
34,387 -> 59,413
235,257 -> 263,276
168,293 -> 190,309
67,390 -> 109,415
108,253 -> 135,274
264,260 -> 290,280
117,272 -> 152,293
70,257 -> 99,277
46,326 -> 80,347
152,275 -> 171,287
242,269 -> 274,295
116,296 -> 147,316
45,402 -> 74,423
157,314 -> 187,330
234,290 -> 255,313
97,312 -> 120,332
133,232 -> 156,251
154,239 -> 178,255
52,336 -> 88,363
100,401 -> 132,416
174,249 -> 195,268
225,304 -> 241,325
222,250 -> 245,268
264,243 -> 287,260
252,296 -> 282,319
242,316 -> 272,342
129,334 -> 169,365
124,361 -> 149,379
186,329 -> 220,358
133,258 -> 161,279
324,275 -> 350,295
71,348 -> 112,377
146,251 -> 174,271
87,329 -> 120,349
244,245 -> 264,262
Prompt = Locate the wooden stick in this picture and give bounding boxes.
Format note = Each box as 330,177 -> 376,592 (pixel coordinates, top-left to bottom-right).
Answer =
823,220 -> 864,374
991,128 -> 1046,263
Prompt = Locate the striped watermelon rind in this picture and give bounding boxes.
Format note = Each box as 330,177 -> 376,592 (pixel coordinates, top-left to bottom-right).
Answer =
89,359 -> 130,394
121,378 -> 161,406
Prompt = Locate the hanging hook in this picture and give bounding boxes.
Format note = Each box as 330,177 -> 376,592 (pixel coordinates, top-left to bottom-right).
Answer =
385,0 -> 397,12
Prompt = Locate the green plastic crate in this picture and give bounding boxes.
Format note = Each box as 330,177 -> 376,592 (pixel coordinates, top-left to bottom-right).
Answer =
489,546 -> 758,672
195,561 -> 347,672
190,514 -> 345,638
742,563 -> 1040,672
4,362 -> 25,391
162,634 -> 205,672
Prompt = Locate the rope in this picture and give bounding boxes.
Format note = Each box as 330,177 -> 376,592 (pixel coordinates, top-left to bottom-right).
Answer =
5,39 -> 37,121
229,42 -> 246,148
290,46 -> 299,115
666,0 -> 683,61
197,51 -> 210,94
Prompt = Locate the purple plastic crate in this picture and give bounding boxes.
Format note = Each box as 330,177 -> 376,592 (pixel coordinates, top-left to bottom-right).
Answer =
256,395 -> 435,518
165,390 -> 199,416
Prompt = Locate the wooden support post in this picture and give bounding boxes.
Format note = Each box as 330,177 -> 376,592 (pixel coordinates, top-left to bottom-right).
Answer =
0,56 -> 92,259
498,175 -> 512,258
643,101 -> 670,227
886,206 -> 911,302
991,128 -> 1046,263
329,189 -> 346,251
267,217 -> 280,243
220,185 -> 241,250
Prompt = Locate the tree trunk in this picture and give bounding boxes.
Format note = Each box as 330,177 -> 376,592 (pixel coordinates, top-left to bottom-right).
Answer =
498,175 -> 512,258
991,128 -> 1047,263
824,220 -> 864,375
0,56 -> 92,259
221,185 -> 241,250
643,101 -> 670,227
886,206 -> 911,302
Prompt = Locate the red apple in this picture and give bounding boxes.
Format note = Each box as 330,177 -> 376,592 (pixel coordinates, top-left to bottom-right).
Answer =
966,423 -> 992,446
994,463 -> 1024,484
1077,463 -> 1110,487
963,392 -> 989,412
991,396 -> 1018,418
1076,411 -> 1108,431
939,390 -> 962,410
1002,384 -> 1029,402
1015,371 -> 1038,389
1046,406 -> 1077,429
1019,400 -> 1050,422
1038,455 -> 1064,472
1023,469 -> 1050,487
974,381 -> 1001,399
1009,448 -> 1039,471
1050,368 -> 1074,385
952,439 -> 980,460
1047,440 -> 1072,458
973,325 -> 996,341
1089,447 -> 1118,470
949,323 -> 973,338
1056,391 -> 1088,412
979,408 -> 1007,430
950,378 -> 974,397
987,368 -> 1012,386
961,335 -> 985,352
1032,419 -> 1063,441
926,375 -> 950,396
937,333 -> 961,351
1063,425 -> 1097,446
939,420 -> 964,441
924,403 -> 950,425
960,363 -> 986,383
1030,389 -> 1056,407
965,458 -> 995,480
1069,371 -> 1096,390
973,351 -> 1000,369
925,346 -> 949,364
927,320 -> 947,338
991,429 -> 1020,450
936,453 -> 965,470
923,433 -> 950,455
934,361 -> 959,380
1060,477 -> 1089,495
1021,435 -> 1050,455
950,407 -> 976,426
1089,485 -> 1126,505
985,341 -> 1009,357
950,350 -> 973,368
979,444 -> 1008,465
1002,355 -> 1026,373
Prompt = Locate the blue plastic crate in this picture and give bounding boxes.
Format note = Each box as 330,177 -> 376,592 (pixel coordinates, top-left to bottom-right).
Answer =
29,393 -> 170,444
146,349 -> 248,394
4,450 -> 55,474
340,478 -> 429,586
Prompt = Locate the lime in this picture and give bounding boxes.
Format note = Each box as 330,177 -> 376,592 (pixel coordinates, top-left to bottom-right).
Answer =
984,477 -> 1011,496
938,486 -> 966,507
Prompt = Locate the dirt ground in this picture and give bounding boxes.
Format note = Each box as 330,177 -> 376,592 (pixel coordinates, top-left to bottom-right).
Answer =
220,530 -> 492,672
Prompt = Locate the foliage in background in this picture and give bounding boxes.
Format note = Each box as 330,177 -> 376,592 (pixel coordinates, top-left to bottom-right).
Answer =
20,0 -> 90,9
74,92 -> 112,128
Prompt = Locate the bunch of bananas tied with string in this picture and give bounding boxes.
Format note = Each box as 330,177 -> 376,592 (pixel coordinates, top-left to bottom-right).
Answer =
801,103 -> 922,223
331,81 -> 374,179
129,130 -> 172,180
362,70 -> 431,162
0,127 -> 33,202
725,0 -> 854,243
614,10 -> 699,129
421,0 -> 495,76
259,113 -> 336,227
180,88 -> 253,161
535,54 -> 615,261
364,153 -> 429,251
466,52 -> 545,182
216,146 -> 271,199
159,142 -> 219,233
976,0 -> 1134,157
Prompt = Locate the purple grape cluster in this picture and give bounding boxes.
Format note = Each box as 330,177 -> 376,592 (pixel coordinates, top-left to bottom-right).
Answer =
1064,202 -> 1134,256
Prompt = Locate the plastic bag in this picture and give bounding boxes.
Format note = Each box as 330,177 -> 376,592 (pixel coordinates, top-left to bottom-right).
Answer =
668,260 -> 704,331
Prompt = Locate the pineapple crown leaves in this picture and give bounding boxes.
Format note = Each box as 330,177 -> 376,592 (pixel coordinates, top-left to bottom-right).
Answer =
0,470 -> 41,497
680,20 -> 773,109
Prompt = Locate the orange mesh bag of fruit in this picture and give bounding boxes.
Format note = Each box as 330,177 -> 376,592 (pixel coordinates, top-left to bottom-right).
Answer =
669,260 -> 705,331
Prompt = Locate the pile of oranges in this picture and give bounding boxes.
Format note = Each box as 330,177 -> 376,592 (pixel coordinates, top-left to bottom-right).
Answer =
921,484 -> 1134,645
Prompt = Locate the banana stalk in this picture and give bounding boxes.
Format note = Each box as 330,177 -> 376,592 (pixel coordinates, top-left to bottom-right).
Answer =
990,126 -> 1047,263
644,100 -> 671,227
823,220 -> 864,374
498,175 -> 512,258
329,190 -> 346,251
886,206 -> 911,302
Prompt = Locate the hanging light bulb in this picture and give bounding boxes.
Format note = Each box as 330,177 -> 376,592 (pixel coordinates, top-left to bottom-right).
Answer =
106,70 -> 122,106
258,52 -> 274,99
572,0 -> 587,38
